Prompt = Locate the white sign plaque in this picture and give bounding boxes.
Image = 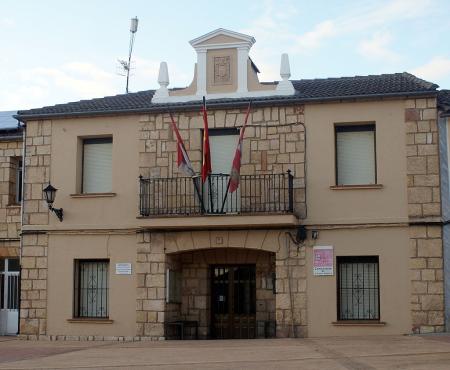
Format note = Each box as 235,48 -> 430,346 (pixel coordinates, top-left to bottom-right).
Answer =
313,246 -> 334,276
115,263 -> 132,275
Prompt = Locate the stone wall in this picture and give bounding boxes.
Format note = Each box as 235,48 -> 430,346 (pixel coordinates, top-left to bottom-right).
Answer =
0,138 -> 23,258
275,237 -> 307,338
405,98 -> 444,333
20,120 -> 52,339
136,231 -> 166,339
138,105 -> 306,217
166,248 -> 275,339
136,229 -> 306,339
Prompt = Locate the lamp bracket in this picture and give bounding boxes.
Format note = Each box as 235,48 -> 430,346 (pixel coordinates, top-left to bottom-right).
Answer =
49,206 -> 63,222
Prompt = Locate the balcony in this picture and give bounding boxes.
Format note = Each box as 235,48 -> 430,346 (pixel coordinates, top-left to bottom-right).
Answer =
139,171 -> 294,217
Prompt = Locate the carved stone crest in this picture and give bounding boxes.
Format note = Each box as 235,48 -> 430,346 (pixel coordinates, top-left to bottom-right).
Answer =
214,56 -> 231,84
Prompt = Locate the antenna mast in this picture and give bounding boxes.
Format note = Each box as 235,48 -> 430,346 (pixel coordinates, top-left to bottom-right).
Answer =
119,17 -> 139,93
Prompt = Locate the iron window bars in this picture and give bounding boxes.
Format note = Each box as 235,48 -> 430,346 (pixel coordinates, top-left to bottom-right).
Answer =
73,260 -> 109,319
337,256 -> 380,321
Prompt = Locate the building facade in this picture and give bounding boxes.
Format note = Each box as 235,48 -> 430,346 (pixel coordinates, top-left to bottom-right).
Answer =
13,29 -> 449,340
0,111 -> 23,335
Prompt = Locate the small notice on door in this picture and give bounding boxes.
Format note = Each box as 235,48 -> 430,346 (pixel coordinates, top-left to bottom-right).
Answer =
116,263 -> 132,275
313,246 -> 334,276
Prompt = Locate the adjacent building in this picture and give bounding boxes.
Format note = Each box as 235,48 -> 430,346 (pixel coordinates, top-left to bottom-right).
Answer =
10,29 -> 449,340
0,111 -> 22,335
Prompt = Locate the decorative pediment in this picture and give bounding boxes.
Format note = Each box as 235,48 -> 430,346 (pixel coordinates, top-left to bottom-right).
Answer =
189,28 -> 255,50
151,28 -> 295,103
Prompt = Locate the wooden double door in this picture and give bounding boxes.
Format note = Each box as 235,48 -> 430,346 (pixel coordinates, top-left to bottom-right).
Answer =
211,265 -> 256,339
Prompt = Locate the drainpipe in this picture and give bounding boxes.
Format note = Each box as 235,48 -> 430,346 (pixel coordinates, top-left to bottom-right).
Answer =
438,114 -> 450,332
16,118 -> 27,336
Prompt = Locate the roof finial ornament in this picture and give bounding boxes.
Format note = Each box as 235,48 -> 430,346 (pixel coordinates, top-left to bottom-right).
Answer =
153,62 -> 170,100
276,53 -> 295,95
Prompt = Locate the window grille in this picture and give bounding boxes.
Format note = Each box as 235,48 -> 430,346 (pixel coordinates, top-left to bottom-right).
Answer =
337,256 -> 379,320
74,260 -> 109,318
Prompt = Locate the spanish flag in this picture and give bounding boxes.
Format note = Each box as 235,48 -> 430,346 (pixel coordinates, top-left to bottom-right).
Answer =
201,97 -> 212,183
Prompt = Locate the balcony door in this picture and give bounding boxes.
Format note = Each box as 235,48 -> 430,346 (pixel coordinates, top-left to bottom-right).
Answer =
211,265 -> 256,339
206,130 -> 239,213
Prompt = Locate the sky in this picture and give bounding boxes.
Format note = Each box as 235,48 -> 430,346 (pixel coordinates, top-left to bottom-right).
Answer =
0,0 -> 449,111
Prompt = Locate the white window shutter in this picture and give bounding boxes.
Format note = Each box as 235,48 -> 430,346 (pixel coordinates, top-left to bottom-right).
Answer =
210,134 -> 239,174
83,141 -> 112,193
336,130 -> 375,185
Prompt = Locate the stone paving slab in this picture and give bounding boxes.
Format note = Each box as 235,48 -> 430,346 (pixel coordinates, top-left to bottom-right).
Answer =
0,335 -> 449,369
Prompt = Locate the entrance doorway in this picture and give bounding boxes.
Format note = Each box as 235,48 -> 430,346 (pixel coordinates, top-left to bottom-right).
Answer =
211,265 -> 256,339
0,258 -> 20,335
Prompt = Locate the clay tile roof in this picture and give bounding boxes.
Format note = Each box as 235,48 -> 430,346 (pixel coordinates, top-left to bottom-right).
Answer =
16,72 -> 439,120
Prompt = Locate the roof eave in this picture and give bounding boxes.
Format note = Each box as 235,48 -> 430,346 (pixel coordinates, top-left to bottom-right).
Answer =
15,90 -> 438,122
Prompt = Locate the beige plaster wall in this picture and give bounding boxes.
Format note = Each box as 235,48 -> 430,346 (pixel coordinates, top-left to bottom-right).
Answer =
198,34 -> 245,46
247,60 -> 276,92
47,233 -> 136,337
304,100 -> 409,225
307,226 -> 411,337
49,115 -> 140,229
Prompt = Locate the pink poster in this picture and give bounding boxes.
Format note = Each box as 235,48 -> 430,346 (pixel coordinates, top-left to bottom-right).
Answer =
313,246 -> 334,276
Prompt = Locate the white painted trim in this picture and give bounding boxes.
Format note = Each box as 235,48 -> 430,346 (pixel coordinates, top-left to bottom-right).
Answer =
192,42 -> 252,51
196,50 -> 207,97
237,47 -> 249,93
189,28 -> 255,47
151,87 -> 294,104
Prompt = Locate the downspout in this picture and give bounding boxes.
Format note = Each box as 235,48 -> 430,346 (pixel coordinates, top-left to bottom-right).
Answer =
438,114 -> 450,332
17,119 -> 27,335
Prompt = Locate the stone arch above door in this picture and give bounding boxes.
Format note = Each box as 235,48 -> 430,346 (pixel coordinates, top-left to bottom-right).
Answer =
162,229 -> 284,254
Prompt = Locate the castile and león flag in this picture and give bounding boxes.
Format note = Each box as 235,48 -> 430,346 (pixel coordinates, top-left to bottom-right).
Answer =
168,112 -> 195,177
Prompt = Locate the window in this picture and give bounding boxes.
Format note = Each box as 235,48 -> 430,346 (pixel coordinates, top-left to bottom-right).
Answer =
9,157 -> 22,204
337,256 -> 379,320
166,269 -> 181,303
208,129 -> 239,212
82,138 -> 112,193
335,124 -> 376,186
16,159 -> 22,203
74,260 -> 109,318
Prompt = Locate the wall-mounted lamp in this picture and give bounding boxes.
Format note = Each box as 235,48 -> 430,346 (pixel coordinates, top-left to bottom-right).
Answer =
312,230 -> 319,240
43,184 -> 63,222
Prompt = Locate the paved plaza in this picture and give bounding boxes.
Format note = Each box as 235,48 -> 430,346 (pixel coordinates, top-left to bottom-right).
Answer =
0,335 -> 450,369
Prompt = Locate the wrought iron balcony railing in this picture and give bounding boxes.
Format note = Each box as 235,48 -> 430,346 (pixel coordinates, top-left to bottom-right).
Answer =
139,171 -> 294,216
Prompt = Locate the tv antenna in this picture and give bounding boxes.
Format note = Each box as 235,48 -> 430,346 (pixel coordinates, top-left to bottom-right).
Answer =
118,17 -> 139,93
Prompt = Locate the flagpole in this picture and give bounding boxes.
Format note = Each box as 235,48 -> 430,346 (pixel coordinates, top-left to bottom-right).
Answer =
193,175 -> 206,213
168,109 -> 205,213
201,96 -> 215,213
220,178 -> 232,213
219,101 -> 252,213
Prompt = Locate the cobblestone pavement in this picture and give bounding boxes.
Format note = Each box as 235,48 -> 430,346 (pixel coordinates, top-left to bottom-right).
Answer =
0,335 -> 450,369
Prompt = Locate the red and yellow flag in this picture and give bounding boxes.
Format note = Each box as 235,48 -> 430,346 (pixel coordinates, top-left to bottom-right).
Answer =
201,97 -> 212,183
229,101 -> 252,193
